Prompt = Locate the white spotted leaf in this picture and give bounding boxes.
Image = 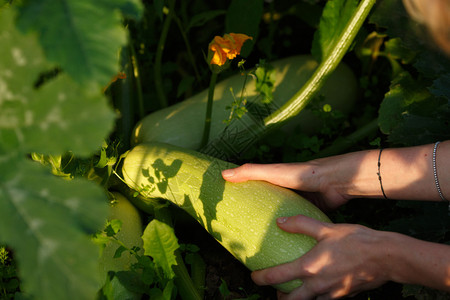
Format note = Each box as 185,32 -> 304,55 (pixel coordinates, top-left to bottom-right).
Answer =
0,154 -> 109,299
0,7 -> 113,300
0,8 -> 115,156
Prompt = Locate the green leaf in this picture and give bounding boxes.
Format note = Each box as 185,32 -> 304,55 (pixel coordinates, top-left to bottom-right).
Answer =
225,0 -> 264,57
0,8 -> 116,299
99,271 -> 144,300
0,8 -> 116,157
0,156 -> 108,300
379,72 -> 450,145
16,0 -> 128,87
370,0 -> 450,79
384,38 -> 416,64
219,279 -> 231,297
254,60 -> 276,104
114,246 -> 128,259
311,0 -> 358,62
105,219 -> 123,237
142,219 -> 179,279
378,72 -> 429,134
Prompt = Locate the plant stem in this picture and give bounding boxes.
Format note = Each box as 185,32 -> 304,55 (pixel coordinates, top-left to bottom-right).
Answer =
200,72 -> 218,148
154,0 -> 176,108
264,0 -> 376,128
155,208 -> 203,300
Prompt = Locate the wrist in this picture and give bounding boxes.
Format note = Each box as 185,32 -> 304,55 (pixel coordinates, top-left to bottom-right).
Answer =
382,231 -> 450,291
318,149 -> 382,200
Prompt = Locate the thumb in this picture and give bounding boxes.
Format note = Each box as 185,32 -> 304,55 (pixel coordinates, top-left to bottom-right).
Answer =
222,163 -> 269,183
276,215 -> 330,241
222,163 -> 300,188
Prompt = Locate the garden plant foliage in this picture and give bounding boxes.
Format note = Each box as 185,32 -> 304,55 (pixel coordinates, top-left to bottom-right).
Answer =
0,0 -> 449,299
0,2 -> 138,299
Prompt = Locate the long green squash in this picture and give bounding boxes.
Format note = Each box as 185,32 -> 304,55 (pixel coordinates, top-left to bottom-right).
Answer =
131,55 -> 357,149
122,142 -> 331,293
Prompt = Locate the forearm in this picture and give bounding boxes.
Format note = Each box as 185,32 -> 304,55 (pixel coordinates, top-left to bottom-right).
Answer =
383,231 -> 450,291
323,140 -> 450,201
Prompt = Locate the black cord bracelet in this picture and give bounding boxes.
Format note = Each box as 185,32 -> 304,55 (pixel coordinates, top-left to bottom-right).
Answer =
377,148 -> 388,200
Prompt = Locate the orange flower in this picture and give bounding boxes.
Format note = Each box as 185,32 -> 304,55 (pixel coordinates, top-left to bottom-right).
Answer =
209,33 -> 252,66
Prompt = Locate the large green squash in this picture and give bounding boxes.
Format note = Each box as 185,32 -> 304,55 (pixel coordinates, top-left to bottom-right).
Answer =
131,55 -> 357,149
122,142 -> 331,293
99,192 -> 143,275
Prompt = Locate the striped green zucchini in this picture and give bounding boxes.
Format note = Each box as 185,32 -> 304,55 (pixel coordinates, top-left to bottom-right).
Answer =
122,142 -> 331,293
131,55 -> 357,149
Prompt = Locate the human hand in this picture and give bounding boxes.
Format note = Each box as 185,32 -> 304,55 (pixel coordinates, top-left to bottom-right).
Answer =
222,162 -> 350,211
252,215 -> 390,299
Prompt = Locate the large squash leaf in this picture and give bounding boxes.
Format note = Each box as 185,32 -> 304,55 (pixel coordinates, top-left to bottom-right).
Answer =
0,155 -> 108,300
16,0 -> 129,88
0,8 -> 115,299
0,8 -> 116,156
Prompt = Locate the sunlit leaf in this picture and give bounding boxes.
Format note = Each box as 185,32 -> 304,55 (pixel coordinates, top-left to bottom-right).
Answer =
142,220 -> 179,279
311,0 -> 358,62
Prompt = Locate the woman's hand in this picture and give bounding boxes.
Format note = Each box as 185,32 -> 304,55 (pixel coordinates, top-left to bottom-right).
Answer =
222,162 -> 351,211
252,215 -> 391,299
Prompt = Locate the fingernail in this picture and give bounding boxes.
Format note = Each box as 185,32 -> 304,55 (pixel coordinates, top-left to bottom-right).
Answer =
222,169 -> 235,178
277,217 -> 288,224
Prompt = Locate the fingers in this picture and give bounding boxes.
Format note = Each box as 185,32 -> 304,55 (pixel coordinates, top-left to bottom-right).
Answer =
222,163 -> 311,190
277,214 -> 330,241
253,266 -> 317,300
222,163 -> 286,182
251,215 -> 330,286
251,261 -> 302,287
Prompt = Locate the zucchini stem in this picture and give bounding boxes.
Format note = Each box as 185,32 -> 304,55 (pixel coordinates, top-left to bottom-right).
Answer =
264,0 -> 376,128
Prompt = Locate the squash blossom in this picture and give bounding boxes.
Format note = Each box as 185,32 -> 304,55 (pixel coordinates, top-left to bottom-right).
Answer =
209,33 -> 252,66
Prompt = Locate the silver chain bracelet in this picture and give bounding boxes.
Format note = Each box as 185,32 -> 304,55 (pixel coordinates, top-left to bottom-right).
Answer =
432,141 -> 449,214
